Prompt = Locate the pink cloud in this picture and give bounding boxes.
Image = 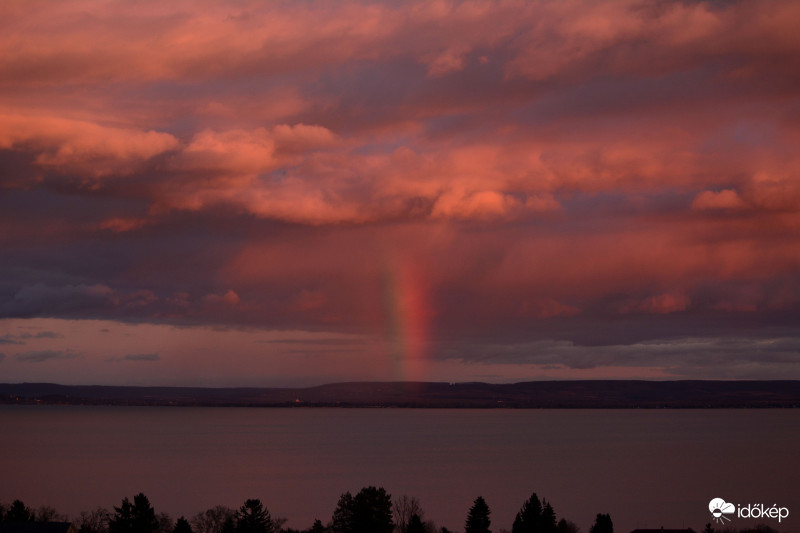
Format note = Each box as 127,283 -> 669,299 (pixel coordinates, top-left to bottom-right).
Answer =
288,290 -> 328,313
746,171 -> 800,212
174,124 -> 338,177
177,128 -> 277,175
272,124 -> 338,153
432,190 -> 522,220
98,217 -> 150,233
425,46 -> 470,77
633,292 -> 691,315
691,189 -> 746,211
518,298 -> 580,319
505,0 -> 800,81
203,290 -> 241,307
0,0 -> 794,101
0,112 -> 178,177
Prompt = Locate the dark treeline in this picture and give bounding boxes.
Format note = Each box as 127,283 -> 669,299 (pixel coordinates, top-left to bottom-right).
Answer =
0,492 -> 788,533
4,381 -> 800,408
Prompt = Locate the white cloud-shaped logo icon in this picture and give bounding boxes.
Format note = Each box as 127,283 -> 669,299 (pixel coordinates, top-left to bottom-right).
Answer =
709,498 -> 736,524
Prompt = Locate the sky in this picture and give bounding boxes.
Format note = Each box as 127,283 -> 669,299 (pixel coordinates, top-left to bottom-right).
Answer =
1,0 -> 799,386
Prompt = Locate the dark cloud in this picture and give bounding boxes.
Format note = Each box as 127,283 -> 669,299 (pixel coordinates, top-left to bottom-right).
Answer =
1,283 -> 118,317
255,338 -> 367,346
15,350 -> 77,363
19,331 -> 64,340
440,335 -> 800,378
122,353 -> 160,362
0,331 -> 62,344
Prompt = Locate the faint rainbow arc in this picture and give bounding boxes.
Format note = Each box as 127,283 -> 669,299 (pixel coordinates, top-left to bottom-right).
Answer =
382,256 -> 431,382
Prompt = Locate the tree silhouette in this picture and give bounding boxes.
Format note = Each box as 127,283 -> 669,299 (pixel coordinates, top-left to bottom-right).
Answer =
6,500 -> 32,522
310,520 -> 324,533
220,517 -> 235,533
134,494 -> 158,533
191,506 -> 236,533
512,493 -> 542,533
511,493 -> 558,533
406,514 -> 426,533
588,514 -> 612,533
394,495 -> 424,533
109,494 -> 159,533
156,513 -> 174,533
465,497 -> 491,533
330,487 -> 393,533
109,497 -> 135,533
702,524 -> 713,533
556,518 -> 579,533
330,492 -> 355,533
173,517 -> 193,533
540,502 -> 557,533
352,486 -> 393,533
235,500 -> 273,533
76,507 -> 110,533
34,506 -> 63,523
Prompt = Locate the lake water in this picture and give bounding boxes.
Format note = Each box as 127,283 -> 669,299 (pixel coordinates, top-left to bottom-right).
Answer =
1,406 -> 798,532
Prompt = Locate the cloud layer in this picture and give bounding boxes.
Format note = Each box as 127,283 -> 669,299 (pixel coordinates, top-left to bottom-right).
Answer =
1,0 -> 799,382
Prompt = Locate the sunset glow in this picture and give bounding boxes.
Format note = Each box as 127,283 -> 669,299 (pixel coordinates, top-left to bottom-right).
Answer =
1,0 -> 799,385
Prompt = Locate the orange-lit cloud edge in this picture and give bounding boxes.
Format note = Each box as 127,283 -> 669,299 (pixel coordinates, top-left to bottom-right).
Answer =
1,0 -> 799,385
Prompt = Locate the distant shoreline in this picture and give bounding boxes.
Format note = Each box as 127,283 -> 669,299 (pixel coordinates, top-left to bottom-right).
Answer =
2,380 -> 799,408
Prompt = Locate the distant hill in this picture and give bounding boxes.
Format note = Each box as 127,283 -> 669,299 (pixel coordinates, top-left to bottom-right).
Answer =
2,380 -> 800,407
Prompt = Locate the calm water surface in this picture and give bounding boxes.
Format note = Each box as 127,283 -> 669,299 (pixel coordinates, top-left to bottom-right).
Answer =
1,407 -> 798,532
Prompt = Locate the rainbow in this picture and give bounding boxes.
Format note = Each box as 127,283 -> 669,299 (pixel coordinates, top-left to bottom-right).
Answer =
381,256 -> 431,382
